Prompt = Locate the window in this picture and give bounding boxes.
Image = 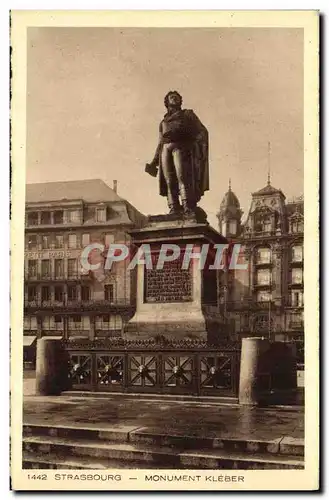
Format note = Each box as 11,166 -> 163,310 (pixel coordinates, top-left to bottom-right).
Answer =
291,291 -> 304,307
105,234 -> 115,247
54,286 -> 63,302
27,212 -> 38,226
27,286 -> 37,302
81,286 -> 90,302
290,313 -> 303,328
28,260 -> 37,277
68,259 -> 77,278
41,286 -> 50,302
70,315 -> 82,330
263,219 -> 272,233
27,235 -> 37,250
82,234 -> 90,247
228,220 -> 237,235
54,259 -> 64,278
95,314 -> 122,331
291,220 -> 303,233
256,290 -> 272,302
96,208 -> 106,222
256,269 -> 271,286
54,234 -> 64,249
53,211 -> 64,224
68,234 -> 77,249
291,268 -> 303,285
254,314 -> 271,333
255,215 -> 272,233
109,315 -> 122,331
291,245 -> 303,262
68,285 -> 77,301
256,247 -> 271,264
40,212 -> 51,225
96,315 -> 110,329
24,316 -> 37,330
41,235 -> 50,249
41,259 -> 50,278
104,284 -> 114,302
54,315 -> 62,324
67,210 -> 80,223
241,313 -> 249,330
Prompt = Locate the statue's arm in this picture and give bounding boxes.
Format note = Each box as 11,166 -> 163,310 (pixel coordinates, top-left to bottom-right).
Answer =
150,122 -> 163,167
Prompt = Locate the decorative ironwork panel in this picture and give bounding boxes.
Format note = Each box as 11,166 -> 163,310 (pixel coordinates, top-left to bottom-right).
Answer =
164,355 -> 194,388
68,353 -> 92,386
200,354 -> 233,390
128,354 -> 158,387
64,342 -> 241,397
96,354 -> 124,388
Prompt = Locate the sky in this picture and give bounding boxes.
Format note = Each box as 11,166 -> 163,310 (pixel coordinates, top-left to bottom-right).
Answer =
26,27 -> 304,228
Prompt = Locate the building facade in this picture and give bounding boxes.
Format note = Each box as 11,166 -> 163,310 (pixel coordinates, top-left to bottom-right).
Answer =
217,179 -> 304,366
23,179 -> 146,358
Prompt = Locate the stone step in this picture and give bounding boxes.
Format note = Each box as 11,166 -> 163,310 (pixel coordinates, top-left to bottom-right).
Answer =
23,423 -> 132,443
23,435 -> 181,467
22,452 -> 162,470
23,435 -> 304,470
23,423 -> 304,457
62,391 -> 239,405
129,429 -> 304,457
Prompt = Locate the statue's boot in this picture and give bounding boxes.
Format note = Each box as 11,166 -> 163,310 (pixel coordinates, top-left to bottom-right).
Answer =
168,203 -> 182,215
182,199 -> 196,217
168,193 -> 182,215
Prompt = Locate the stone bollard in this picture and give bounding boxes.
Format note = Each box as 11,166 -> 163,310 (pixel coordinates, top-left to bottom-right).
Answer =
35,337 -> 68,396
239,337 -> 270,405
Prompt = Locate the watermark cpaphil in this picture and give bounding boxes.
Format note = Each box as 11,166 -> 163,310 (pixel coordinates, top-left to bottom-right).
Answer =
80,242 -> 248,278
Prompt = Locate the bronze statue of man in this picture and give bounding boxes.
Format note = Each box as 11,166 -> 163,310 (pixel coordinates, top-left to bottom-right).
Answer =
146,91 -> 209,216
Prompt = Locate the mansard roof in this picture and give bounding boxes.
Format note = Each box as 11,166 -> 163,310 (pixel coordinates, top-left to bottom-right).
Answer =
252,183 -> 285,197
26,179 -> 122,204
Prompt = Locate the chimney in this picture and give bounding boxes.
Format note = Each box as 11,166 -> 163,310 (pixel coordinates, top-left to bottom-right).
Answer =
113,180 -> 118,193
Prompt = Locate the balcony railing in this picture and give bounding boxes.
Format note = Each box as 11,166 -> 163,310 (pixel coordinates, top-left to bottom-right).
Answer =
26,219 -> 39,226
253,282 -> 273,289
290,259 -> 303,266
289,321 -> 304,329
26,300 -> 38,307
25,273 -> 81,281
286,299 -> 304,308
226,299 -> 281,311
255,260 -> 272,267
289,281 -> 304,287
95,330 -> 122,338
41,300 -> 52,307
255,301 -> 275,309
41,329 -> 64,335
25,298 -> 133,309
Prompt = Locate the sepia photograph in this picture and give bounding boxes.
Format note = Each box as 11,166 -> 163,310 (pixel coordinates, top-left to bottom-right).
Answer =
10,10 -> 319,491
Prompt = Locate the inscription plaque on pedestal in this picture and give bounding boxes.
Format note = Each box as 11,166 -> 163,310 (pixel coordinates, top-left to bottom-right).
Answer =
144,257 -> 192,303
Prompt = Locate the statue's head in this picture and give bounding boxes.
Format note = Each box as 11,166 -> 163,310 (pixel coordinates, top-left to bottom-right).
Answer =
164,91 -> 182,109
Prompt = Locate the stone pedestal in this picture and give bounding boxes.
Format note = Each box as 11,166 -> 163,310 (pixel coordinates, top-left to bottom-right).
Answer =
239,337 -> 270,405
36,337 -> 69,396
124,214 -> 227,343
239,338 -> 298,405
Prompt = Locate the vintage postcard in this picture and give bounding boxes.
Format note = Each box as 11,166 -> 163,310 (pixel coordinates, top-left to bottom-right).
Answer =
10,10 -> 319,491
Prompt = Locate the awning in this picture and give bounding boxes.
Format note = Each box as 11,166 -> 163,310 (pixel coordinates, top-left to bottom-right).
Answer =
23,336 -> 37,347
